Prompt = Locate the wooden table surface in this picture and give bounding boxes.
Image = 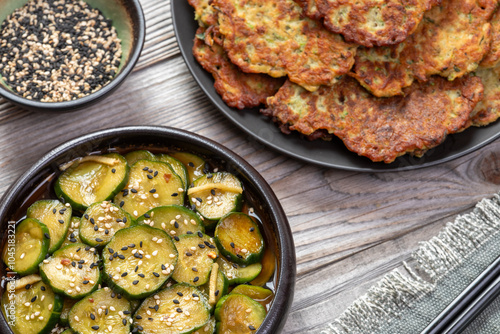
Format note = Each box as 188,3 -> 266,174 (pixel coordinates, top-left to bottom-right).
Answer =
2,0 -> 500,333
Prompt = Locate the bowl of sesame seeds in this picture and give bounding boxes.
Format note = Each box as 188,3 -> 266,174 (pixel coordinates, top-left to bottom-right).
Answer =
0,0 -> 145,112
0,126 -> 296,333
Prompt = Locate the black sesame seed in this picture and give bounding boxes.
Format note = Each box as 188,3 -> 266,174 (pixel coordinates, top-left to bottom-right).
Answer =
122,318 -> 127,326
118,254 -> 125,259
171,192 -> 178,197
78,264 -> 83,269
196,197 -> 202,203
250,227 -> 255,232
149,189 -> 156,193
174,236 -> 180,241
193,276 -> 199,282
112,168 -> 116,173
90,313 -> 95,320
215,290 -> 219,296
31,296 -> 37,302
120,201 -> 125,207
95,238 -> 103,242
176,308 -> 183,313
136,315 -> 142,319
121,272 -> 128,277
84,214 -> 89,219
154,171 -> 158,177
198,244 -> 205,249
230,242 -> 235,248
44,233 -> 50,239
121,246 -> 128,251
90,218 -> 95,224
174,221 -> 179,228
197,232 -> 203,238
154,305 -> 159,312
58,219 -> 65,224
188,162 -> 195,167
186,252 -> 192,257
131,189 -> 138,193
153,272 -> 159,277
177,292 -> 183,296
123,217 -> 128,223
211,189 -> 216,195
94,225 -> 99,231
40,286 -> 45,291
187,231 -> 193,234
52,209 -> 57,214
124,310 -> 131,315
249,325 -> 256,330
91,325 -> 99,330
143,167 -> 149,171
83,280 -> 89,284
192,267 -> 198,272
147,174 -> 153,179
132,280 -> 139,285
135,266 -> 139,272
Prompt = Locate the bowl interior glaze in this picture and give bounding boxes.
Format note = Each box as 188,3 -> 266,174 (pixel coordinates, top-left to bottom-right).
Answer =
0,126 -> 296,333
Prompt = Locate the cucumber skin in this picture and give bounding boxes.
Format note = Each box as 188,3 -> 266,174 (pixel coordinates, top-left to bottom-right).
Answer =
54,155 -> 130,212
214,213 -> 264,266
39,243 -> 102,300
214,294 -> 266,333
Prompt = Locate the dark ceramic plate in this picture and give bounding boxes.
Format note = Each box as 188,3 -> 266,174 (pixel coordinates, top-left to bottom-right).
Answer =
0,126 -> 295,334
172,0 -> 500,172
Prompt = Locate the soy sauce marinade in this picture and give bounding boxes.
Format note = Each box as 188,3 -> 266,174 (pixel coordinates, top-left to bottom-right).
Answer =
1,146 -> 277,334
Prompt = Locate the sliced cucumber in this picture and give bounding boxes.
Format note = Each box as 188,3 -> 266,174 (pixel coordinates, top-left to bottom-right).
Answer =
55,153 -> 129,212
133,283 -> 210,334
1,280 -> 63,334
214,294 -> 266,333
62,329 -> 76,334
156,154 -> 189,190
2,218 -> 50,276
170,152 -> 206,184
80,201 -> 135,247
199,267 -> 228,310
113,160 -> 184,218
125,150 -> 156,166
27,200 -> 72,253
250,247 -> 276,287
61,217 -> 83,248
103,225 -> 178,300
230,285 -> 274,309
216,257 -> 262,285
137,205 -> 204,238
39,243 -> 101,299
69,288 -> 132,334
199,316 -> 216,334
215,213 -> 264,265
188,172 -> 243,223
172,233 -> 218,287
60,297 -> 78,326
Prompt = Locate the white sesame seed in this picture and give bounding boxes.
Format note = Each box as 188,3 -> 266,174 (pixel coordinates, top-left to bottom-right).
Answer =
152,250 -> 158,256
20,253 -> 25,259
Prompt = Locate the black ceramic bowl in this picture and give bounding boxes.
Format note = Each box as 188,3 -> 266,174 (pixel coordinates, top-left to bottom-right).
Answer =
0,0 -> 145,112
0,126 -> 296,333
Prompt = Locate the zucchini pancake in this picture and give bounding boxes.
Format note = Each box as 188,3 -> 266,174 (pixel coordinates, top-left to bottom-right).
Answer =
295,0 -> 439,47
186,0 -> 500,163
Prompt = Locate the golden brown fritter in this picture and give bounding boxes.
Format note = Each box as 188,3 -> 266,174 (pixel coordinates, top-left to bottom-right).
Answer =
188,0 -> 217,27
213,0 -> 357,92
310,0 -> 438,47
470,65 -> 500,126
193,28 -> 285,110
481,8 -> 500,68
350,0 -> 496,97
262,75 -> 484,163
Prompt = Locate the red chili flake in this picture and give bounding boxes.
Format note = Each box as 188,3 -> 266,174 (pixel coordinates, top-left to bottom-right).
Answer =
61,258 -> 71,266
164,174 -> 171,183
88,298 -> 94,303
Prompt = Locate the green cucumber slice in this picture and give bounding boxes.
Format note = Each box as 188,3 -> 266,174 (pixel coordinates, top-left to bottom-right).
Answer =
199,316 -> 216,334
230,285 -> 274,309
156,154 -> 189,190
214,294 -> 266,333
69,288 -> 132,334
133,283 -> 210,334
60,297 -> 78,326
61,329 -> 76,334
2,218 -> 50,276
103,225 -> 178,300
172,233 -> 218,287
39,243 -> 101,299
216,257 -> 262,285
1,280 -> 63,334
169,152 -> 206,184
113,160 -> 184,218
55,153 -> 129,212
187,172 -> 243,223
137,205 -> 204,237
125,150 -> 156,166
61,217 -> 83,248
215,213 -> 264,265
27,200 -> 72,253
80,201 -> 135,247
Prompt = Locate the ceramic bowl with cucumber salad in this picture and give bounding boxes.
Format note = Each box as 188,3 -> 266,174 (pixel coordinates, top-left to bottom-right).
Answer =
0,126 -> 295,334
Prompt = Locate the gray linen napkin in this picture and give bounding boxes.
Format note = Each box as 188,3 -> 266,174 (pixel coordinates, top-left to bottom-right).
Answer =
322,192 -> 500,334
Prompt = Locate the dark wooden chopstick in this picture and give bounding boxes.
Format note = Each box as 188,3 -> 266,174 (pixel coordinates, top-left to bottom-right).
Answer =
420,255 -> 500,334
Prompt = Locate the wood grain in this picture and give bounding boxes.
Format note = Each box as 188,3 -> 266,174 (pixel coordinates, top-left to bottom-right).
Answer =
1,1 -> 500,333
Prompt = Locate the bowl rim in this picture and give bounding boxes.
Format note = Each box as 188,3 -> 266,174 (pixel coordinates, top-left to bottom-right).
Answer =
0,0 -> 146,112
0,125 -> 296,333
